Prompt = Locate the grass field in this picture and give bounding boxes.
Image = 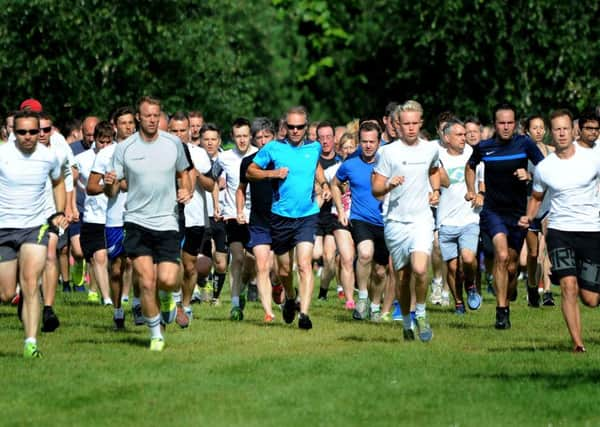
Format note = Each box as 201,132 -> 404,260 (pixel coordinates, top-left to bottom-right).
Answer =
1,281 -> 600,427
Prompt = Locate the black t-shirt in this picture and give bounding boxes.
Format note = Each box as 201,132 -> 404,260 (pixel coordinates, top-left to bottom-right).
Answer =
318,154 -> 341,215
240,152 -> 273,227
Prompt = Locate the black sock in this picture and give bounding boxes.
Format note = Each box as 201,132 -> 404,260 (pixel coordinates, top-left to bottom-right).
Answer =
318,287 -> 328,298
213,273 -> 226,298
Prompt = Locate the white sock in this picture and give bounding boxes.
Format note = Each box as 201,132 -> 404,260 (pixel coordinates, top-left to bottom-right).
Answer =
144,314 -> 162,339
415,303 -> 426,318
231,296 -> 240,307
25,337 -> 37,345
103,297 -> 113,305
173,290 -> 182,303
370,303 -> 381,313
358,290 -> 368,300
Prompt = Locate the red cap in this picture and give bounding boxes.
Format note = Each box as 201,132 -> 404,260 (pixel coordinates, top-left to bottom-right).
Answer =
20,98 -> 43,112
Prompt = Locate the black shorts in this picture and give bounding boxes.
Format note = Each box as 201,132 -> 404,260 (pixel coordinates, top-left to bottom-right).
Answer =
546,229 -> 600,293
316,212 -> 336,236
225,219 -> 250,246
123,222 -> 181,264
68,218 -> 82,238
182,226 -> 207,257
207,217 -> 227,253
48,226 -> 69,251
80,222 -> 107,261
350,219 -> 389,266
271,213 -> 318,255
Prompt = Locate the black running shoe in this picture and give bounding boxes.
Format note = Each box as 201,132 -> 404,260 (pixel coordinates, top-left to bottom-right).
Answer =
113,316 -> 125,331
403,328 -> 415,341
298,313 -> 312,330
527,286 -> 540,307
282,298 -> 297,324
508,286 -> 518,302
542,291 -> 555,306
41,306 -> 60,332
494,306 -> 511,330
247,284 -> 258,302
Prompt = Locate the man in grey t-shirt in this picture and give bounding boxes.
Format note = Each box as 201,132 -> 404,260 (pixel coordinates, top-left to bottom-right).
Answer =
105,96 -> 191,352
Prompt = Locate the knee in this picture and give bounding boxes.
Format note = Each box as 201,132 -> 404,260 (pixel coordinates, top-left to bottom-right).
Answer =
495,250 -> 510,266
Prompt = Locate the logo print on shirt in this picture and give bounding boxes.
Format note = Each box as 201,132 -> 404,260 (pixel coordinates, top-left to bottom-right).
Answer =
485,151 -> 495,155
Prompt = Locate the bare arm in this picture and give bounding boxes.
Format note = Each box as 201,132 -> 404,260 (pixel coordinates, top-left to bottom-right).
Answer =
518,191 -> 544,228
428,167 -> 441,206
176,170 -> 193,203
331,176 -> 348,226
371,172 -> 404,200
439,166 -> 450,188
236,182 -> 248,224
246,162 -> 288,181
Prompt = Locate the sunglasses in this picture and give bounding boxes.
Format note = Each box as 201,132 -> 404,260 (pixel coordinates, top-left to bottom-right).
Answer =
286,123 -> 306,130
40,126 -> 52,133
15,129 -> 40,136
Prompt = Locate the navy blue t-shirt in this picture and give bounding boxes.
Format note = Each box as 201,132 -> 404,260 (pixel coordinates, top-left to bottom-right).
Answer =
468,134 -> 543,216
240,152 -> 273,228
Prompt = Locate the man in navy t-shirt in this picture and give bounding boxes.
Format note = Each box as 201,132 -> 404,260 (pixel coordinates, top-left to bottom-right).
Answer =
466,102 -> 544,330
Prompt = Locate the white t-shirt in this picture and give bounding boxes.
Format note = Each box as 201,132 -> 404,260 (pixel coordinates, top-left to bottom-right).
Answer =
91,143 -> 127,227
532,143 -> 600,232
184,143 -> 212,227
215,146 -> 257,220
437,144 -> 480,227
76,147 -> 109,225
374,138 -> 439,224
0,141 -> 61,228
44,138 -> 75,216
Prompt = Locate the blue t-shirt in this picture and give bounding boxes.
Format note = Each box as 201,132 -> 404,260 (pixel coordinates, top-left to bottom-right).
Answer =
468,134 -> 543,216
336,155 -> 383,226
253,139 -> 321,218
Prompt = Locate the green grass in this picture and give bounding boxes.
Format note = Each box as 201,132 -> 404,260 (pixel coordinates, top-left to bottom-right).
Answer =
2,282 -> 600,427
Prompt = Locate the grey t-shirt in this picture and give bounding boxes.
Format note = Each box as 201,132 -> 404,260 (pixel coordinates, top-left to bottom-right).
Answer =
112,130 -> 189,231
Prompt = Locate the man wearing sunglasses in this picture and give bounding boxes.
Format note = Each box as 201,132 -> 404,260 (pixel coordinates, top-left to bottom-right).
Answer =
247,106 -> 331,330
0,110 -> 67,358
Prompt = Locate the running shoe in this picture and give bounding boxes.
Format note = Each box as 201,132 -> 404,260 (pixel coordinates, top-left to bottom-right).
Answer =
211,297 -> 221,306
176,305 -> 190,328
247,284 -> 258,302
429,281 -> 443,305
11,292 -> 20,306
370,310 -> 383,323
159,291 -> 177,324
120,296 -> 130,309
392,300 -> 403,321
73,285 -> 86,293
441,290 -> 450,307
298,313 -> 312,330
132,304 -> 145,326
87,290 -> 100,304
542,291 -> 555,306
344,300 -> 355,310
71,259 -> 86,288
282,298 -> 297,324
149,337 -> 165,352
403,328 -> 415,341
455,304 -> 466,315
337,287 -> 345,301
272,284 -> 284,305
467,287 -> 482,310
573,345 -> 586,353
239,294 -> 246,311
495,307 -> 511,330
527,286 -> 540,307
352,298 -> 370,320
24,342 -> 42,358
41,306 -> 60,332
113,315 -> 125,331
381,312 -> 392,322
191,286 -> 203,304
62,282 -> 72,293
415,314 -> 433,342
264,313 -> 275,323
230,306 -> 244,321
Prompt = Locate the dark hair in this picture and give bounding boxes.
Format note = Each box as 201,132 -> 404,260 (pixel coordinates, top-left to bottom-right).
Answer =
62,118 -> 82,137
94,120 -> 115,140
232,117 -> 251,130
169,111 -> 189,124
492,102 -> 517,122
578,110 -> 599,130
464,116 -> 481,127
137,95 -> 161,112
436,111 -> 456,129
384,102 -> 399,118
200,123 -> 221,138
316,120 -> 334,135
38,111 -> 53,123
189,111 -> 204,120
251,117 -> 274,139
359,121 -> 382,141
13,110 -> 40,127
525,114 -> 545,131
111,106 -> 136,124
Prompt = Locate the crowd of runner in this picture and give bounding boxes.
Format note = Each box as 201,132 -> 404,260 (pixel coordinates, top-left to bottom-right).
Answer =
1,97 -> 599,357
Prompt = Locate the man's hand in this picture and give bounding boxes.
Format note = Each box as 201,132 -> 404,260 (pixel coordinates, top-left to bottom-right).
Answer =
518,216 -> 530,229
514,168 -> 530,181
177,188 -> 192,204
387,176 -> 404,192
429,190 -> 440,206
104,170 -> 117,185
337,210 -> 348,227
274,167 -> 288,179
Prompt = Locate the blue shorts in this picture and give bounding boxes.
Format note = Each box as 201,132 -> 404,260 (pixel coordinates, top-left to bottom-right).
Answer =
271,213 -> 318,255
106,226 -> 125,261
248,223 -> 272,249
479,209 -> 526,254
68,218 -> 82,238
438,223 -> 480,261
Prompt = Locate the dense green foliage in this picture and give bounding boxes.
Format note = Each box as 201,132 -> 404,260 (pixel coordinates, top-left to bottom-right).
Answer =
0,0 -> 598,129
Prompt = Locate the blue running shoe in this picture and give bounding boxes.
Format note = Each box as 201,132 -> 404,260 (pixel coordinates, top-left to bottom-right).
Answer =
455,304 -> 466,315
467,287 -> 482,310
392,300 -> 403,321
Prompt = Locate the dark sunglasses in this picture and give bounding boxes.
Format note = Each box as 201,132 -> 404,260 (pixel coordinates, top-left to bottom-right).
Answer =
40,126 -> 52,133
15,129 -> 40,136
286,123 -> 306,130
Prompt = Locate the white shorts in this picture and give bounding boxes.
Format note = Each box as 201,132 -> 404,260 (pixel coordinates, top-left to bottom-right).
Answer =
384,219 -> 434,270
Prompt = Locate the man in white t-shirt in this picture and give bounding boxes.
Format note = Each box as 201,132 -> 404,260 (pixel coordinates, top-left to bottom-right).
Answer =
0,110 -> 67,358
372,100 -> 441,342
438,119 -> 481,314
213,118 -> 257,321
519,109 -> 600,353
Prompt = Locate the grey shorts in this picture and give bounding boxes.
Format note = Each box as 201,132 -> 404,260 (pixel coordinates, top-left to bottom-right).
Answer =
438,223 -> 480,261
0,225 -> 50,262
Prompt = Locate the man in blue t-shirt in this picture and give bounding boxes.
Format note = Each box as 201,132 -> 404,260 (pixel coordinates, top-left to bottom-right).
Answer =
465,102 -> 544,330
247,106 -> 331,330
332,121 -> 389,322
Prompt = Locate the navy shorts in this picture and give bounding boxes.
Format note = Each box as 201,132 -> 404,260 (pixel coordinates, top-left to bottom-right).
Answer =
271,213 -> 318,255
479,209 -> 526,255
248,223 -> 272,249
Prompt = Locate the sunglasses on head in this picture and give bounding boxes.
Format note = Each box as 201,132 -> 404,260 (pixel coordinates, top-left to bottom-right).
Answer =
286,123 -> 306,130
15,129 -> 40,136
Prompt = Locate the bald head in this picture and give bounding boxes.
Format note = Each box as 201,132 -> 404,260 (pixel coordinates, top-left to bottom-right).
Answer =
82,116 -> 100,148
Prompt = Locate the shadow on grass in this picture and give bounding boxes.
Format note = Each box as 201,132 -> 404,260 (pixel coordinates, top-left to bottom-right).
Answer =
475,369 -> 600,388
339,334 -> 402,344
71,335 -> 147,348
486,342 -> 571,352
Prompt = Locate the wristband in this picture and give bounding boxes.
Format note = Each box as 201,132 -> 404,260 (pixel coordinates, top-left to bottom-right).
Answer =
478,191 -> 486,196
